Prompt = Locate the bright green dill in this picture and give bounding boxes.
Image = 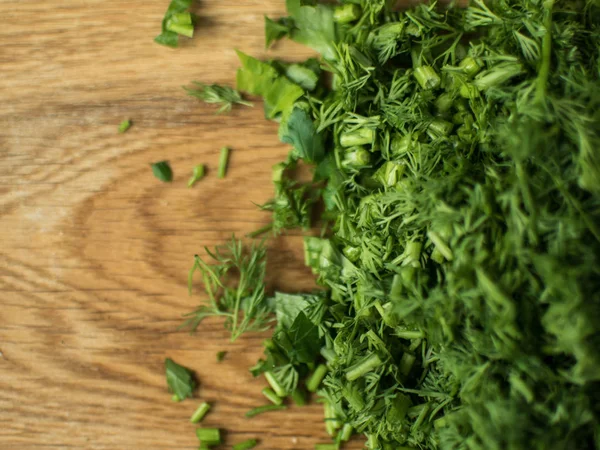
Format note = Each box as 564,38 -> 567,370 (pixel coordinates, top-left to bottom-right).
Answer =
185,83 -> 253,114
150,161 -> 173,182
182,0 -> 600,448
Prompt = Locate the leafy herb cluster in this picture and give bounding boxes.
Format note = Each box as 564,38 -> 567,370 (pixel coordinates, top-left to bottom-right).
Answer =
185,0 -> 600,448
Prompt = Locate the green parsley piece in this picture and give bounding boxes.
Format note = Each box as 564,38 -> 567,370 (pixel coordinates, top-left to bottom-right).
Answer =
165,358 -> 195,401
151,161 -> 173,183
154,0 -> 196,48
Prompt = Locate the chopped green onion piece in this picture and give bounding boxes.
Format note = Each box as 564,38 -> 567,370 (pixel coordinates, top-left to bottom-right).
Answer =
262,387 -> 283,405
413,66 -> 441,90
399,352 -> 416,378
339,423 -> 353,442
151,161 -> 173,183
232,439 -> 259,450
307,364 -> 328,392
188,164 -> 206,187
166,12 -> 194,38
195,428 -> 221,445
218,146 -> 230,179
245,404 -> 287,418
340,128 -> 376,147
264,371 -> 287,397
291,388 -> 307,406
345,354 -> 382,381
190,402 -> 211,423
118,119 -> 132,133
334,3 -> 362,23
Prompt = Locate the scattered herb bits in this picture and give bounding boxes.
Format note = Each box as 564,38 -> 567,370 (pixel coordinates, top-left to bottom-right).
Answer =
185,83 -> 252,114
245,404 -> 287,418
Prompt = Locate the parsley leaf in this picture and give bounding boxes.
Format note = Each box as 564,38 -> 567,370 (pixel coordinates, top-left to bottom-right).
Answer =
285,0 -> 338,61
151,161 -> 173,182
280,105 -> 325,163
165,358 -> 196,401
265,16 -> 294,48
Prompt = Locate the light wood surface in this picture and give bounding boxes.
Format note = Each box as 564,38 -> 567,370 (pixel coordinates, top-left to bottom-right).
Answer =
0,1 -> 355,449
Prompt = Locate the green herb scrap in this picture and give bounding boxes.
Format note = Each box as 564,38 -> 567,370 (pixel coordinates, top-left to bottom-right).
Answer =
151,161 -> 173,182
188,163 -> 205,187
184,237 -> 273,341
155,0 -> 196,48
165,358 -> 196,401
118,119 -> 132,133
183,0 -> 600,449
185,83 -> 253,114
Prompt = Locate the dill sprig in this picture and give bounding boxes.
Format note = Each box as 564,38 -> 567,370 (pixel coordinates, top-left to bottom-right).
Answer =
185,82 -> 253,114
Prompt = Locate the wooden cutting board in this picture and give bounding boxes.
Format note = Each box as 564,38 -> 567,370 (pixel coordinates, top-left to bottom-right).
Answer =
0,1 -> 361,449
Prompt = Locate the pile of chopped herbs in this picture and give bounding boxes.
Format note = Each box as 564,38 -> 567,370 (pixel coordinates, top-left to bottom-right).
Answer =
180,0 -> 600,448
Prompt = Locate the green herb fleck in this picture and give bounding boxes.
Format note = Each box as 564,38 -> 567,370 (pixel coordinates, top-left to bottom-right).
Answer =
151,161 -> 173,183
165,358 -> 195,401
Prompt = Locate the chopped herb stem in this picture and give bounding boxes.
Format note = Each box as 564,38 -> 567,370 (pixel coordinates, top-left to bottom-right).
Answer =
218,146 -> 230,179
307,364 -> 328,392
245,404 -> 287,418
232,439 -> 259,450
190,402 -> 211,423
261,387 -> 283,405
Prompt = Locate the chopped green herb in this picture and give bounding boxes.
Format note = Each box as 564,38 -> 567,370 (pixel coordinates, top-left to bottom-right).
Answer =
165,358 -> 195,401
216,351 -> 227,362
181,0 -> 600,448
217,146 -> 230,179
232,439 -> 259,450
195,428 -> 221,445
261,387 -> 283,405
245,404 -> 287,418
190,402 -> 211,423
185,83 -> 253,114
154,0 -> 195,48
118,119 -> 131,133
151,161 -> 173,183
188,164 -> 205,187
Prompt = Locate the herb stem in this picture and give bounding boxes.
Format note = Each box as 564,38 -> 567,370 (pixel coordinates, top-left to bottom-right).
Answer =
245,404 -> 287,418
307,364 -> 328,392
262,387 -> 283,405
195,428 -> 221,445
345,354 -> 382,381
535,0 -> 554,103
218,146 -> 230,179
190,402 -> 211,423
232,439 -> 259,450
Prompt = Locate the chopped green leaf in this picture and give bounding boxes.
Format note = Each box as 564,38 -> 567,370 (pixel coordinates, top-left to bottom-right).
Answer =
280,105 -> 325,163
151,161 -> 173,183
265,16 -> 293,48
216,351 -> 227,362
165,358 -> 195,400
155,0 -> 195,48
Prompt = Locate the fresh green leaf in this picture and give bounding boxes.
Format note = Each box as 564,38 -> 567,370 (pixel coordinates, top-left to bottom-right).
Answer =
265,16 -> 294,48
151,161 -> 173,182
165,358 -> 196,400
280,106 -> 325,163
118,119 -> 132,133
285,0 -> 338,61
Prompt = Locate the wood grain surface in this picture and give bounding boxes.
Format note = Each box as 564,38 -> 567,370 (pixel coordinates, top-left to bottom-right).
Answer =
0,1 -> 358,449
